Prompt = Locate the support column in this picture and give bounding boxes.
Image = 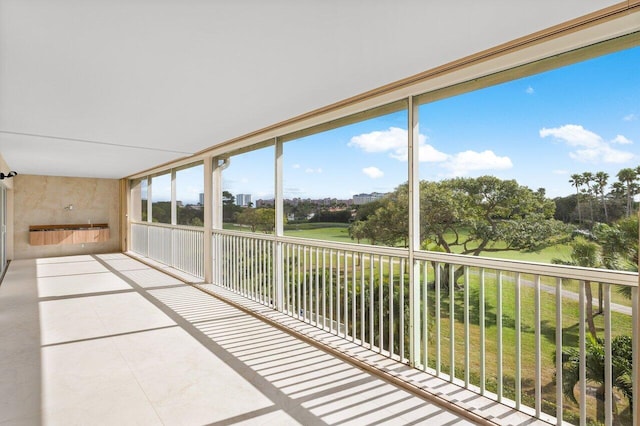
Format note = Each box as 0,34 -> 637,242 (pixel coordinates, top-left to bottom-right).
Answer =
203,157 -> 214,283
274,138 -> 284,311
633,211 -> 639,426
170,169 -> 177,226
408,96 -> 421,367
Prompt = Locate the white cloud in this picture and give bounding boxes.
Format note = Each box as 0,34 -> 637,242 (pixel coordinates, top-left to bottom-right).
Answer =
623,113 -> 637,122
553,169 -> 569,175
526,86 -> 535,95
362,166 -> 384,179
305,167 -> 322,174
442,150 -> 512,176
292,164 -> 300,169
540,124 -> 634,164
612,134 -> 632,145
349,127 -> 448,163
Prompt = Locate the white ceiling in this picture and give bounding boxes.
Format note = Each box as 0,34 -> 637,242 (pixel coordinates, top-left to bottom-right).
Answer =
0,0 -> 621,179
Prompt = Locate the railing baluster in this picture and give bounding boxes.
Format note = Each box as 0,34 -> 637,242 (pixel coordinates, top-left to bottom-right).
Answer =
479,267 -> 485,394
449,263 -> 455,381
344,251 -> 349,339
303,247 -> 308,322
369,254 -> 374,349
329,249 -> 334,333
297,245 -> 302,320
400,258 -> 405,360
322,248 -> 327,329
389,257 -> 395,358
604,283 -> 612,426
497,270 -> 503,402
379,255 -> 384,354
579,280 -> 586,426
316,248 -> 320,326
352,251 -> 356,341
534,274 -> 541,418
515,272 -> 521,410
423,261 -> 428,371
435,262 -> 441,376
555,277 -> 563,426
464,266 -> 469,387
360,252 -> 365,343
337,250 -> 341,335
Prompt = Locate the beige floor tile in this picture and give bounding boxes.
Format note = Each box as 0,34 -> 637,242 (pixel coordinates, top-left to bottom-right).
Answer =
114,327 -> 276,425
42,337 -> 162,425
36,271 -> 132,297
35,259 -> 108,278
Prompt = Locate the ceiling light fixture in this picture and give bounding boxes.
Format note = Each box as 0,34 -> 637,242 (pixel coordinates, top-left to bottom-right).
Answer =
0,171 -> 17,179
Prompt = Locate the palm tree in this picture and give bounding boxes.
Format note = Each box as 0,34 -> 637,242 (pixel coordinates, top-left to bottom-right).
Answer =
562,334 -> 633,422
569,174 -> 584,224
581,171 -> 595,223
616,168 -> 637,217
594,171 -> 609,222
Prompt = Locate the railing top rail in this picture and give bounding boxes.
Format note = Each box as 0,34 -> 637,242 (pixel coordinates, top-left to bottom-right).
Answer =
416,250 -> 638,287
212,228 -> 408,257
131,221 -> 206,232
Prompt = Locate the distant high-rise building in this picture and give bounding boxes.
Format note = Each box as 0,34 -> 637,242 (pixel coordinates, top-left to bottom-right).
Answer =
199,193 -> 204,206
236,193 -> 252,207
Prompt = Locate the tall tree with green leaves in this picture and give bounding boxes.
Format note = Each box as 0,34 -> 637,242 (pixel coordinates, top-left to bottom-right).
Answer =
360,176 -> 566,287
569,174 -> 584,224
582,171 -> 595,223
616,168 -> 638,217
593,171 -> 609,222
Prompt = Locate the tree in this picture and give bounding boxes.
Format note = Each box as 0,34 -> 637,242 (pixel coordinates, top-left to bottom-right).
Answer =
569,174 -> 584,224
553,237 -> 599,338
616,168 -> 637,217
581,171 -> 595,224
594,171 -> 609,222
359,176 -> 565,287
562,334 -> 633,421
236,208 -> 275,233
420,176 -> 560,256
348,220 -> 367,244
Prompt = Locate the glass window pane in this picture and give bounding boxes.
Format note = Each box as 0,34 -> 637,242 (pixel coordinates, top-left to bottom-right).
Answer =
176,163 -> 204,226
140,178 -> 148,222
283,109 -> 408,246
151,173 -> 171,224
417,46 -> 640,266
222,146 -> 275,233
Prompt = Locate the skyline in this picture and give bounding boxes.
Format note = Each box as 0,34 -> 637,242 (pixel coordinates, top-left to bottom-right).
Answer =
159,46 -> 639,204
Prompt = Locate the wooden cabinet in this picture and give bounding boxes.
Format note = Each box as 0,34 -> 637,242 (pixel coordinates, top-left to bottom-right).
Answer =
29,224 -> 110,246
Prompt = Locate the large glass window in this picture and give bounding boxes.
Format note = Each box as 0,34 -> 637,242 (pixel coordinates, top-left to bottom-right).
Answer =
283,108 -> 409,246
151,173 -> 171,224
222,146 -> 275,233
176,163 -> 204,226
418,46 -> 640,265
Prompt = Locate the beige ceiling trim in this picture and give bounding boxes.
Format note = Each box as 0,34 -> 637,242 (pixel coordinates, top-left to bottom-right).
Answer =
128,1 -> 639,180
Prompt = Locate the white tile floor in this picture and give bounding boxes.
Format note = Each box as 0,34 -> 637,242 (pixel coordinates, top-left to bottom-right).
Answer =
0,253 -> 475,425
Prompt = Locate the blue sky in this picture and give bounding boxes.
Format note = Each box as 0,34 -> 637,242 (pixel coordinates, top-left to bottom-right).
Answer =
190,46 -> 640,203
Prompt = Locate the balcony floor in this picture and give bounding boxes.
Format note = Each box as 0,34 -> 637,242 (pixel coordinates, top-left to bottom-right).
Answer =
0,253 -> 479,425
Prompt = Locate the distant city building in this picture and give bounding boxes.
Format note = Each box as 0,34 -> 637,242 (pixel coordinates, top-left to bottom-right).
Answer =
256,199 -> 275,207
352,192 -> 386,205
236,193 -> 252,207
199,193 -> 204,206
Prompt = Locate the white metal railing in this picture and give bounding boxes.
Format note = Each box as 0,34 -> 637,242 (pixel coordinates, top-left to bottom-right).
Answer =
212,229 -> 638,426
130,222 -> 204,278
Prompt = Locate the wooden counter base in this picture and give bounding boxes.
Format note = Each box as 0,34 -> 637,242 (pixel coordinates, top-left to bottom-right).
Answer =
29,224 -> 110,246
